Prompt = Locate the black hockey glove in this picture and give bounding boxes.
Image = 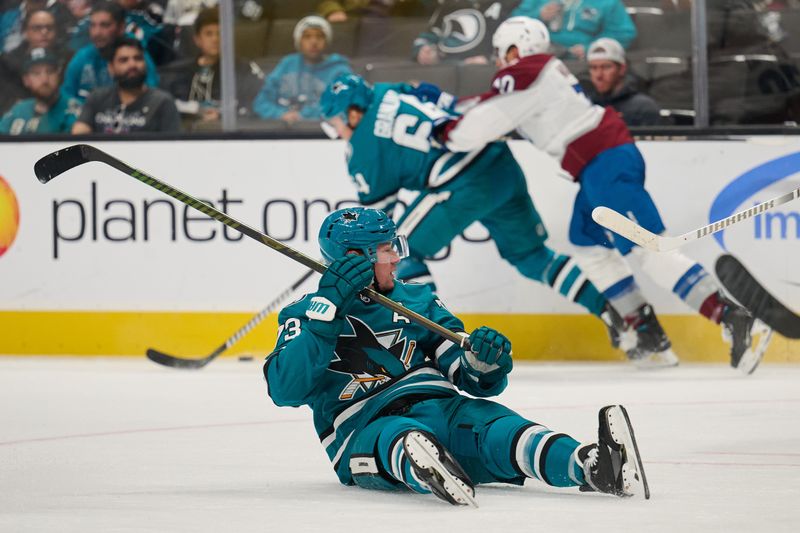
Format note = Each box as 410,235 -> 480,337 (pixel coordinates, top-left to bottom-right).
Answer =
306,254 -> 374,339
460,326 -> 513,384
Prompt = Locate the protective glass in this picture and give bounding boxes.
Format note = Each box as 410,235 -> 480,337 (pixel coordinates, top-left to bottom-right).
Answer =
374,235 -> 409,264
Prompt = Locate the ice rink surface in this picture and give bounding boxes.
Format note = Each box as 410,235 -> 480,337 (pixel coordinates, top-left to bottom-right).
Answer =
1,357 -> 798,533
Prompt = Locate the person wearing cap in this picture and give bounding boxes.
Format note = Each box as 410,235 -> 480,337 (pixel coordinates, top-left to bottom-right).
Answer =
511,0 -> 636,60
0,48 -> 80,135
252,15 -> 351,124
584,37 -> 662,126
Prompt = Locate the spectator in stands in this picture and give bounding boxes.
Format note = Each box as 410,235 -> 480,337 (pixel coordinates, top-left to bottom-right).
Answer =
0,0 -> 73,52
583,37 -> 662,126
252,15 -> 351,124
414,0 -> 519,65
318,0 -> 429,21
72,35 -> 181,133
64,0 -> 93,50
161,6 -> 221,124
0,47 -> 80,134
61,1 -> 159,102
511,0 -> 636,60
0,8 -> 72,113
117,0 -> 164,46
160,7 -> 262,127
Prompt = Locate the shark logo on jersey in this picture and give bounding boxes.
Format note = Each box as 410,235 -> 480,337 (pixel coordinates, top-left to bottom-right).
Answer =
329,316 -> 417,400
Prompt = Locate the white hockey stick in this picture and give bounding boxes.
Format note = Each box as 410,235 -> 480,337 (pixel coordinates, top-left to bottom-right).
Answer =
592,185 -> 800,252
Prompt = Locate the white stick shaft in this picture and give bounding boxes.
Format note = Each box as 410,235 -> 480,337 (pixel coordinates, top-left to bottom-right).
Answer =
592,185 -> 800,252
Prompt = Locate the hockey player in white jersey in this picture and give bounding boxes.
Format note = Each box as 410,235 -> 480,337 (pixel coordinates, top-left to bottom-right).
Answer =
434,16 -> 771,373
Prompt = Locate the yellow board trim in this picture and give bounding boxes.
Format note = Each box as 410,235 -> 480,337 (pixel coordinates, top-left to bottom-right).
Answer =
1,311 -> 798,363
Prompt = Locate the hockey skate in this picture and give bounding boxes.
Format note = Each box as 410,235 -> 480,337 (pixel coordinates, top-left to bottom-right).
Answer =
402,430 -> 477,507
720,298 -> 773,375
600,303 -> 637,356
578,405 -> 650,499
625,304 -> 679,369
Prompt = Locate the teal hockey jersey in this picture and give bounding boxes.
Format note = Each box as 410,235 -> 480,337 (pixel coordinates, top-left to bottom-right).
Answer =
263,281 -> 507,485
346,83 -> 501,212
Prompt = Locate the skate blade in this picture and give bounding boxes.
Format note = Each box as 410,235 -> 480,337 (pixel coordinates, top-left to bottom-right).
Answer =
605,406 -> 651,499
404,432 -> 478,508
631,348 -> 679,370
737,324 -> 773,376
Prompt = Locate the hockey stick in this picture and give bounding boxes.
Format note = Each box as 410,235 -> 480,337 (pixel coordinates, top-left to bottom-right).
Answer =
146,269 -> 316,369
34,145 -> 472,349
592,185 -> 800,252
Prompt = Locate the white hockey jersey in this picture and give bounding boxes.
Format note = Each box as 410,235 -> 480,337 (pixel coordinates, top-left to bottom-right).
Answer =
446,54 -> 633,180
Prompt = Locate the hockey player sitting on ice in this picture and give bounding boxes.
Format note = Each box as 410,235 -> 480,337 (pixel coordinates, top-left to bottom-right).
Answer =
319,73 -> 641,362
263,207 -> 649,506
432,16 -> 771,373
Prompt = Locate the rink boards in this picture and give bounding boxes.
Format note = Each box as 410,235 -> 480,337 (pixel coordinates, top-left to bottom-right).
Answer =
0,137 -> 799,362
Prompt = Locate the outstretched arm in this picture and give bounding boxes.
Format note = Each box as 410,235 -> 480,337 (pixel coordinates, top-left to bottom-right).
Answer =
442,89 -> 531,152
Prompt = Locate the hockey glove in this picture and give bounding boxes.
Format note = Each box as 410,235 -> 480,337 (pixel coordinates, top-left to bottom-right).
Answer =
410,82 -> 458,111
431,117 -> 460,149
306,254 -> 374,339
460,326 -> 513,384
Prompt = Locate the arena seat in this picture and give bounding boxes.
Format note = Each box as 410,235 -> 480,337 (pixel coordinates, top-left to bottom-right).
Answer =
708,54 -> 800,124
267,0 -> 320,19
627,10 -> 692,55
778,9 -> 800,58
355,17 -> 429,59
235,19 -> 270,59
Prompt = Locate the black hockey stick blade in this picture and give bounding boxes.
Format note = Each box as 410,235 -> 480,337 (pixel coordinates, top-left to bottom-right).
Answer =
145,269 -> 315,369
715,254 -> 800,339
34,144 -> 93,183
146,347 -> 222,369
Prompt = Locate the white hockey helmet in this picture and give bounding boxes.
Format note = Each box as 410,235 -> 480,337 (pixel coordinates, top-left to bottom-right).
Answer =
492,16 -> 550,66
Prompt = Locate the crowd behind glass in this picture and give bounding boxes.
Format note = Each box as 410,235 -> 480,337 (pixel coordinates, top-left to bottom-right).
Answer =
0,0 -> 797,136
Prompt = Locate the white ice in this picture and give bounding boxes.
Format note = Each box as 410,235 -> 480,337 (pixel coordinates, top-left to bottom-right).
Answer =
1,358 -> 798,533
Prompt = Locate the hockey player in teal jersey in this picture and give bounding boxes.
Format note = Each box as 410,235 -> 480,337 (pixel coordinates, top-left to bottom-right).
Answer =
263,207 -> 649,505
0,48 -> 79,135
320,73 -> 634,355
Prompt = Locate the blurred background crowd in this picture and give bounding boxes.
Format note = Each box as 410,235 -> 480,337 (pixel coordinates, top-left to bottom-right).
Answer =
0,0 -> 798,135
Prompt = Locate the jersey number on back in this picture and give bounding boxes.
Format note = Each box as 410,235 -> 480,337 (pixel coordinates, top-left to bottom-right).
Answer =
393,114 -> 432,152
493,75 -> 515,94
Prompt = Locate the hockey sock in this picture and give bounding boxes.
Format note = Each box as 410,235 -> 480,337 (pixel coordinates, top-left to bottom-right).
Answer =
603,275 -> 648,318
484,417 -> 585,487
630,248 -> 720,312
699,291 -> 727,324
516,247 -> 606,316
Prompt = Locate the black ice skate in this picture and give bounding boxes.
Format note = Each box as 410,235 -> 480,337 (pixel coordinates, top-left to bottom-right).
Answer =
720,298 -> 773,375
578,405 -> 650,499
402,430 -> 477,507
625,304 -> 679,369
600,303 -> 637,356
